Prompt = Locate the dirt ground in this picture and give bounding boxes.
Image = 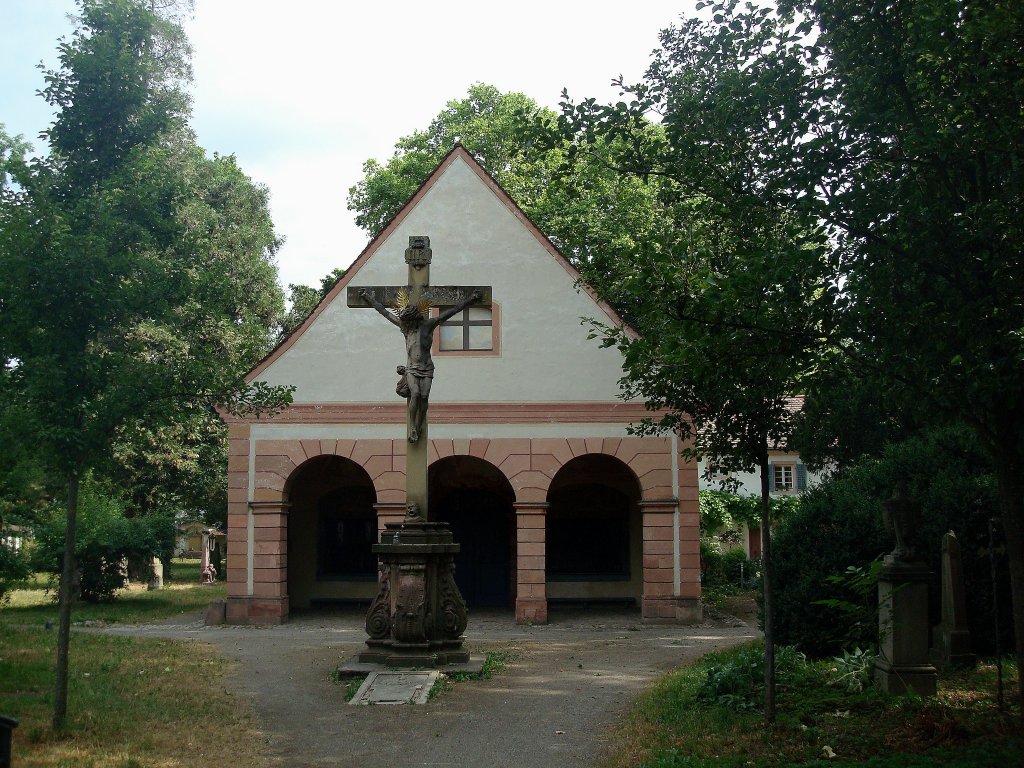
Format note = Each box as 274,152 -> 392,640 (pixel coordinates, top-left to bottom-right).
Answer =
104,605 -> 759,768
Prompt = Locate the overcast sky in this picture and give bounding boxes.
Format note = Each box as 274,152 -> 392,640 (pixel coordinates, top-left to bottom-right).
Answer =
1,0 -> 696,292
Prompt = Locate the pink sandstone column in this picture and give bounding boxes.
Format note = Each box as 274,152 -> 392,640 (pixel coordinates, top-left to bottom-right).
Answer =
225,423 -> 252,624
641,497 -> 701,623
374,502 -> 406,535
514,501 -> 548,624
245,500 -> 289,623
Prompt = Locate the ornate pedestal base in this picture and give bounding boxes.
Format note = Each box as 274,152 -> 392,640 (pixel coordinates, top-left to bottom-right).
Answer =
358,520 -> 469,668
874,557 -> 937,696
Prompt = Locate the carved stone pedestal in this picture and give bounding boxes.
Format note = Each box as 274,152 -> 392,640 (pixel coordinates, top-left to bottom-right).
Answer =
874,556 -> 937,696
358,521 -> 469,667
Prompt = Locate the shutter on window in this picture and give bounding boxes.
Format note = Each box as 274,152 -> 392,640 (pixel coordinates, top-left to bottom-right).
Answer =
768,465 -> 776,492
796,463 -> 807,491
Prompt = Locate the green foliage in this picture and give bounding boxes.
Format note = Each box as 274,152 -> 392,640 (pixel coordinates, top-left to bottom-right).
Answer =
31,478 -> 173,602
612,639 -> 1019,768
2,558 -> 225,624
702,546 -> 753,592
552,0 -> 1024,701
695,641 -> 813,712
0,542 -> 31,605
700,490 -> 795,533
1,0 -> 291,519
812,560 -> 884,652
825,647 -> 876,693
772,427 -> 1004,658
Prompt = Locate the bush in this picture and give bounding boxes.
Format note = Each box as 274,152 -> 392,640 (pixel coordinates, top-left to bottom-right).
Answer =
0,541 -> 31,604
773,426 -> 1007,658
32,478 -> 174,602
695,640 -> 814,712
702,546 -> 753,589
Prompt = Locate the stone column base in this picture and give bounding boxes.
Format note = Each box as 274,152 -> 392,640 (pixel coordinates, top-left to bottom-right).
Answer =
874,659 -> 937,695
642,596 -> 703,624
515,597 -> 548,624
225,596 -> 288,624
931,626 -> 976,669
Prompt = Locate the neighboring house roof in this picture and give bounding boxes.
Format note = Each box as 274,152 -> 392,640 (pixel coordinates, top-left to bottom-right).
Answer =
247,144 -> 635,384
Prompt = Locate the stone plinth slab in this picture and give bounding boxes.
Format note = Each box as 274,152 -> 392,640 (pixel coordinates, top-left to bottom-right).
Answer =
350,671 -> 440,705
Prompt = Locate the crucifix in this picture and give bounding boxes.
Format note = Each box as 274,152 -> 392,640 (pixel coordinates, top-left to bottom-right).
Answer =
348,235 -> 491,518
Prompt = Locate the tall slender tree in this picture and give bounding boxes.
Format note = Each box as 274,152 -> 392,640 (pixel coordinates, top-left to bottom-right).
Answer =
0,0 -> 290,728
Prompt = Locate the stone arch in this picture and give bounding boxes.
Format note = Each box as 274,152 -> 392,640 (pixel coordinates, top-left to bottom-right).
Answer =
285,454 -> 378,610
545,453 -> 644,606
428,455 -> 516,608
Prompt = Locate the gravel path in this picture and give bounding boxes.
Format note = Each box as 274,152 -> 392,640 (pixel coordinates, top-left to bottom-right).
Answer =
103,607 -> 758,768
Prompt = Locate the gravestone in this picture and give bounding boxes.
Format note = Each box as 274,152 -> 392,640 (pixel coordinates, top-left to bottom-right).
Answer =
147,556 -> 163,591
932,530 -> 975,668
874,489 -> 937,695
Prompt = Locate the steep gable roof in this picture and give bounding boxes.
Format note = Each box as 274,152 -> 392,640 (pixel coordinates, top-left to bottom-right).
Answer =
247,145 -> 632,382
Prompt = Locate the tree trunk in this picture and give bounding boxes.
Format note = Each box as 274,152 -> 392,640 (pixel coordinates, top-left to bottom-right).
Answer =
991,450 -> 1024,711
760,452 -> 776,725
53,472 -> 79,730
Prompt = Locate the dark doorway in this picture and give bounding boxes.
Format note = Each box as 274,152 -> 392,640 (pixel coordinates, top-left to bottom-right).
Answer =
546,453 -> 643,605
429,456 -> 515,609
286,455 -> 377,609
434,489 -> 512,607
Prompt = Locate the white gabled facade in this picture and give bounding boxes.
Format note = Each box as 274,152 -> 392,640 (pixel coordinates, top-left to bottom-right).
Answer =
223,147 -> 703,625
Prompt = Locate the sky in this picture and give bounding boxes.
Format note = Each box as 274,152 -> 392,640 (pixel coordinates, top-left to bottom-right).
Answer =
1,0 -> 697,292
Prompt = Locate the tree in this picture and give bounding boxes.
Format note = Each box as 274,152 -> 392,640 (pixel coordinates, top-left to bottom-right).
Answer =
551,2 -> 833,723
0,0 -> 290,729
587,210 -> 829,725
790,0 -> 1024,708
556,0 -> 1024,707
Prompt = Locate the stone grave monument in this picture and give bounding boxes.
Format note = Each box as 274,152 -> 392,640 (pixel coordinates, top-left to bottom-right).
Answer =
873,488 -> 938,695
932,530 -> 975,668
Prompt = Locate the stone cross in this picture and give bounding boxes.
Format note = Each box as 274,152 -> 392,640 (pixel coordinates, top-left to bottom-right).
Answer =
348,235 -> 491,517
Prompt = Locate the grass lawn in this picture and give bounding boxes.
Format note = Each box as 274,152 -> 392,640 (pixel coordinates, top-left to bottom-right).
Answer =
0,625 -> 264,768
1,560 -> 225,626
0,561 -> 259,767
602,641 -> 1021,768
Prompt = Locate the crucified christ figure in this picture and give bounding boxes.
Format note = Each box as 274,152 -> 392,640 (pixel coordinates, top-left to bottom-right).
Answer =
359,288 -> 482,443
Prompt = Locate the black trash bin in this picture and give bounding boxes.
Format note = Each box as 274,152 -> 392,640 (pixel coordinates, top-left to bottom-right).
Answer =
0,715 -> 17,768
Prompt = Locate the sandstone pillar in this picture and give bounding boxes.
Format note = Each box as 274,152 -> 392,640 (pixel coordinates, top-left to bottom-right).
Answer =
375,502 -> 407,534
226,500 -> 289,624
641,498 -> 702,623
514,501 -> 548,624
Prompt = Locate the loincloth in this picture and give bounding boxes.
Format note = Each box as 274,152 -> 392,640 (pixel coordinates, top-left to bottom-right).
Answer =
405,363 -> 434,379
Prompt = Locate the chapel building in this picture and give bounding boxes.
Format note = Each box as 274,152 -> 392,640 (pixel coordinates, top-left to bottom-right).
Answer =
222,146 -> 702,625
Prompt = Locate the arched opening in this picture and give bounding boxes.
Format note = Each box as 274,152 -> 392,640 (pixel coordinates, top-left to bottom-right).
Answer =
286,455 -> 377,610
546,454 -> 643,606
429,455 -> 515,609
